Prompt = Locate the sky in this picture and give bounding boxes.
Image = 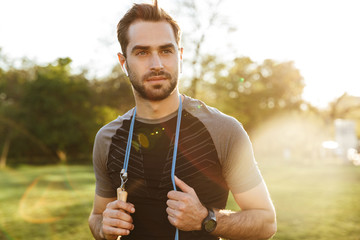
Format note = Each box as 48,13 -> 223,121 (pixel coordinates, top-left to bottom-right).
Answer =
1,0 -> 359,108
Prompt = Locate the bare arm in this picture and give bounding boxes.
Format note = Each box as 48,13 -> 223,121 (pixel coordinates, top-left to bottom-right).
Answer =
212,181 -> 277,240
88,194 -> 135,240
167,177 -> 276,240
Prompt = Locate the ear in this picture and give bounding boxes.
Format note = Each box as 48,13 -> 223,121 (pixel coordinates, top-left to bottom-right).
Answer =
117,53 -> 128,76
179,48 -> 184,73
117,52 -> 126,65
179,47 -> 184,61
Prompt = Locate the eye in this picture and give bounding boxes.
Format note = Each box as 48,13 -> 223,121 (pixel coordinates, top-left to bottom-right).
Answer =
161,49 -> 173,54
136,51 -> 148,56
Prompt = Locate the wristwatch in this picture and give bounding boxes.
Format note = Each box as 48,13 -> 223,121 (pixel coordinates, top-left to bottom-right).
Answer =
201,207 -> 217,233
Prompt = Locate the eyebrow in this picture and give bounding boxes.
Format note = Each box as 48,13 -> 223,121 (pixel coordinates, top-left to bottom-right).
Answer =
130,43 -> 176,54
159,43 -> 176,50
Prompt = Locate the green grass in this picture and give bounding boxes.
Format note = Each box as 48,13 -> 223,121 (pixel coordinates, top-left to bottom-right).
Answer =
1,161 -> 360,240
227,160 -> 360,240
0,165 -> 95,240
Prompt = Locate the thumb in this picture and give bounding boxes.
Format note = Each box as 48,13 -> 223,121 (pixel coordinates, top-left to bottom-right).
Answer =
174,176 -> 194,194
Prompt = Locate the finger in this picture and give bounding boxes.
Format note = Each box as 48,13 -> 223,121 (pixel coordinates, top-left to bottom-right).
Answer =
166,199 -> 187,214
115,200 -> 135,213
103,217 -> 134,230
166,199 -> 178,208
104,209 -> 133,223
167,215 -> 179,227
167,189 -> 187,200
103,224 -> 131,237
106,199 -> 134,212
166,206 -> 178,218
174,176 -> 194,194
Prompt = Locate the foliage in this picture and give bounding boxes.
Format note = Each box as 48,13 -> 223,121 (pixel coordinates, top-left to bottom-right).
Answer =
17,58 -> 98,161
325,93 -> 360,137
91,65 -> 134,115
0,59 -> 37,166
0,57 -> 132,166
201,56 -> 305,132
172,0 -> 306,132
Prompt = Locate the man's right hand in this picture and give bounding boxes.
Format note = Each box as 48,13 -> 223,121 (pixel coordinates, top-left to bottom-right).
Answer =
101,200 -> 135,239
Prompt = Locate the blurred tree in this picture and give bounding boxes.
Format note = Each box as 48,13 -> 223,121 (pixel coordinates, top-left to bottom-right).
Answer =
89,65 -> 136,136
0,52 -> 137,166
17,58 -> 99,163
207,57 -> 305,132
328,93 -> 360,120
326,93 -> 360,137
91,65 -> 134,116
172,0 -> 236,97
0,54 -> 35,167
0,58 -> 100,164
168,0 -> 304,132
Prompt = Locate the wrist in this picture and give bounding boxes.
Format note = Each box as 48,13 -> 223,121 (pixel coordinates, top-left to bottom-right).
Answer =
197,205 -> 208,230
99,221 -> 106,240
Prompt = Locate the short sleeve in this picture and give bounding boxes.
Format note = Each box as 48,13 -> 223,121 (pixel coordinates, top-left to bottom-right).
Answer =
93,126 -> 117,198
221,118 -> 263,193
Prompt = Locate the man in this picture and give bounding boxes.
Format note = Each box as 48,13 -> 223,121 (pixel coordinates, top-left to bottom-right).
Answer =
88,1 -> 276,240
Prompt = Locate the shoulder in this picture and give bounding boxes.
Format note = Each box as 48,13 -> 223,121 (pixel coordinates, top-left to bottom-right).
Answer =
183,95 -> 252,166
94,109 -> 134,145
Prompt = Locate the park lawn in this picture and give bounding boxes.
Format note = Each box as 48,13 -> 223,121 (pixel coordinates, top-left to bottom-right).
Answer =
0,165 -> 95,240
1,161 -> 360,240
227,161 -> 360,240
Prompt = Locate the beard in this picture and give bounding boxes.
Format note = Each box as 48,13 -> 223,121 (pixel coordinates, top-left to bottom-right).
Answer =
127,65 -> 178,101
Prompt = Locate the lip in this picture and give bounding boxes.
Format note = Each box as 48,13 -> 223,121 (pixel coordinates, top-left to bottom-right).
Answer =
146,76 -> 167,82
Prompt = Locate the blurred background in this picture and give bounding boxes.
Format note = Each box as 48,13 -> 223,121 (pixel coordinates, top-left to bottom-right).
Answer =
0,0 -> 359,239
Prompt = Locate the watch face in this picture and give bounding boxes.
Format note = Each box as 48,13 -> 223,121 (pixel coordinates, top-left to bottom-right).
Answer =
204,219 -> 217,232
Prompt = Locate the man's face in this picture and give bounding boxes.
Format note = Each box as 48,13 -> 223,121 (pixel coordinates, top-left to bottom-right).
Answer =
124,20 -> 182,101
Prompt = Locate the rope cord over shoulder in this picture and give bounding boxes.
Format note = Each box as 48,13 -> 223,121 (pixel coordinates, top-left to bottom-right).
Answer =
123,107 -> 136,173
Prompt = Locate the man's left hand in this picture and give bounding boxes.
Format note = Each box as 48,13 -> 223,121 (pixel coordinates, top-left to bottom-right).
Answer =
166,176 -> 208,231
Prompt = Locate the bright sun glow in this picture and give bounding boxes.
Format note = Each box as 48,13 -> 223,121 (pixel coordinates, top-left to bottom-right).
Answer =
1,0 -> 359,108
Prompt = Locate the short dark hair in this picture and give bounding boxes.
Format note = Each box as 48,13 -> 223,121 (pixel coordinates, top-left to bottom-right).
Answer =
117,1 -> 181,57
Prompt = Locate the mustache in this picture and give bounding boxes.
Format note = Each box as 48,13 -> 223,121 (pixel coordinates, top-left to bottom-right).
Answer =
142,70 -> 172,80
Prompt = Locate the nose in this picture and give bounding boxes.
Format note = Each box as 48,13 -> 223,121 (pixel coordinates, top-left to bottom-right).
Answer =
150,53 -> 164,71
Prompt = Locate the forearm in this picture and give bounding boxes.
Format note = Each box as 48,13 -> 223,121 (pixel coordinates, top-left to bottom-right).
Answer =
88,211 -> 105,240
212,209 -> 276,240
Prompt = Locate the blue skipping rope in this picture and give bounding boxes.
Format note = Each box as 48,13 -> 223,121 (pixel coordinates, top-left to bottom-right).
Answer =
122,95 -> 183,240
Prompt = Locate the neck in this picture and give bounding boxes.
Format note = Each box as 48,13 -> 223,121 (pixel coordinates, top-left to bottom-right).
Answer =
134,90 -> 183,119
